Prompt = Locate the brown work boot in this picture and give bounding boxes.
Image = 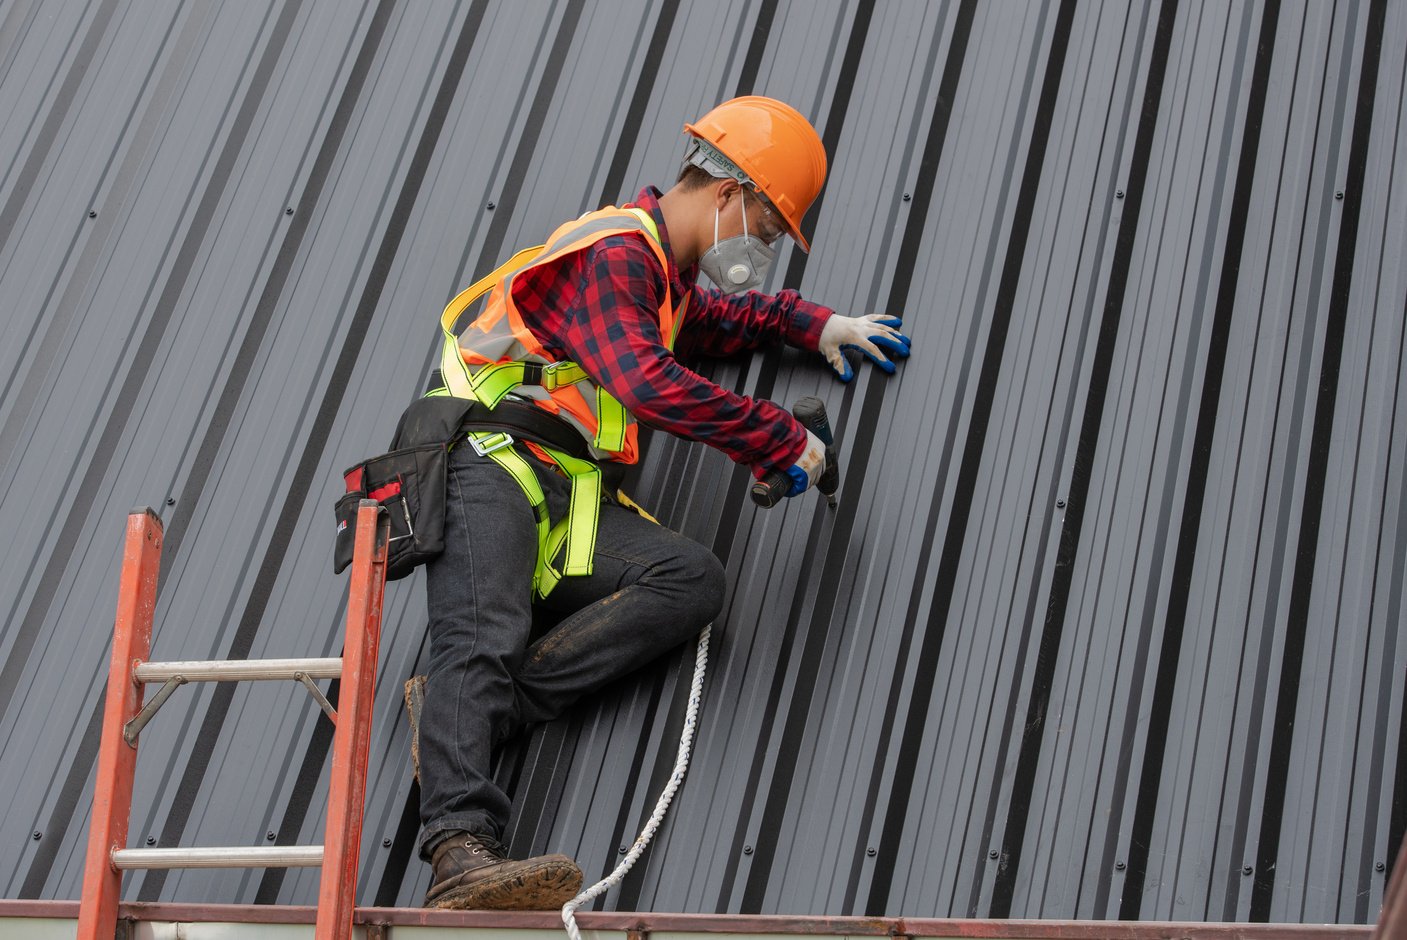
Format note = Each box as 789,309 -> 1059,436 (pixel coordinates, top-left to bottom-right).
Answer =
425,831 -> 583,910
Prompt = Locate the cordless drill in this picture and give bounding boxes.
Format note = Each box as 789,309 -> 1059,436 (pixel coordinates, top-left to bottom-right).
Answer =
750,397 -> 839,508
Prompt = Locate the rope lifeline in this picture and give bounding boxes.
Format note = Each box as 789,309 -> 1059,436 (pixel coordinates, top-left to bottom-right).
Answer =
561,624 -> 711,940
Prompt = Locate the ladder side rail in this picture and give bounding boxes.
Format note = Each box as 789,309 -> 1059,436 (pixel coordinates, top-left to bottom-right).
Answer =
315,501 -> 388,940
76,508 -> 165,940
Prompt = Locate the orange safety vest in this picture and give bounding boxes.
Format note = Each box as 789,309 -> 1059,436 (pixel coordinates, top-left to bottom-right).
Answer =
433,206 -> 686,464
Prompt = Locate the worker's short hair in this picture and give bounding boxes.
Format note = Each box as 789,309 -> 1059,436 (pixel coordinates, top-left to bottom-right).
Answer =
676,163 -> 719,191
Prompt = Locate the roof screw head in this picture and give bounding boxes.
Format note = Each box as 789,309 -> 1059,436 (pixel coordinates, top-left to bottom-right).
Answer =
1378,861 -> 1387,873
1056,498 -> 1066,509
1335,191 -> 1344,200
867,847 -> 877,858
285,207 -> 294,215
743,845 -> 754,856
267,831 -> 276,841
31,831 -> 41,841
1115,860 -> 1126,871
486,202 -> 496,211
88,210 -> 98,218
166,497 -> 176,506
1242,865 -> 1253,876
383,838 -> 393,848
989,849 -> 999,859
1116,190 -> 1124,199
618,845 -> 628,854
902,193 -> 911,202
146,836 -> 156,846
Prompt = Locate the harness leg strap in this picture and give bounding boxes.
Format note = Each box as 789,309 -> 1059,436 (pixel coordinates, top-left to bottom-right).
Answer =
470,433 -> 553,597
466,432 -> 602,600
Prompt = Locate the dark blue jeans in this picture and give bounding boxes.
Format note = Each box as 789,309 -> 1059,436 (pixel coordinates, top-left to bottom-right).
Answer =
417,440 -> 726,859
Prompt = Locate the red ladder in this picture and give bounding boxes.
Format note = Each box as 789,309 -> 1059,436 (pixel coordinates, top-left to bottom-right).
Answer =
76,500 -> 389,940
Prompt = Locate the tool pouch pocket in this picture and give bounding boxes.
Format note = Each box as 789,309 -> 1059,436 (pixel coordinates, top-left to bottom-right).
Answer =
332,396 -> 476,581
334,443 -> 447,581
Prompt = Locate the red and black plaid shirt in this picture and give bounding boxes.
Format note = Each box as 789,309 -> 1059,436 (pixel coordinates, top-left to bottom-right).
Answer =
512,186 -> 832,472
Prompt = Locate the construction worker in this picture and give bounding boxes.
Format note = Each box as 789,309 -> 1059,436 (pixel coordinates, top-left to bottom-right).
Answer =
416,96 -> 911,910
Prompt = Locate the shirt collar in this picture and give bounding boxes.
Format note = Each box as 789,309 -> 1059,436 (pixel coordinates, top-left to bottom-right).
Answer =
630,185 -> 695,297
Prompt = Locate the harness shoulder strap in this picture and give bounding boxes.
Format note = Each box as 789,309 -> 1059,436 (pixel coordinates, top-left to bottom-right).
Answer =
626,207 -> 660,243
438,245 -> 543,400
440,244 -> 543,337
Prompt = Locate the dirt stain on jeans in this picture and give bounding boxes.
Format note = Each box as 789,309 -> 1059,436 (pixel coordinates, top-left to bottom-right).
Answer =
525,590 -> 625,666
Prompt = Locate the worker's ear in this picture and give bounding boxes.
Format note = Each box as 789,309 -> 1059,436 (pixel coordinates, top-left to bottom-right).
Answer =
712,178 -> 741,211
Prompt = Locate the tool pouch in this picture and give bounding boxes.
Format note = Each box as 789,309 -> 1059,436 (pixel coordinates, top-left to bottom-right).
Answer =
332,396 -> 477,581
333,445 -> 444,580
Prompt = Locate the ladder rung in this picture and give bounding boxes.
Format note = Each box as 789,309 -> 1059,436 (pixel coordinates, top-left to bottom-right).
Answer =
135,658 -> 342,683
112,845 -> 324,870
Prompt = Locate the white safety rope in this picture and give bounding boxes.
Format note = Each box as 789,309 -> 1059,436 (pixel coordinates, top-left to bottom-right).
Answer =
561,624 -> 711,940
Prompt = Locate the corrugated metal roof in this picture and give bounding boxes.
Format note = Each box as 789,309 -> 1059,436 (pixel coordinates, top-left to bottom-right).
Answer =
1,0 -> 1404,926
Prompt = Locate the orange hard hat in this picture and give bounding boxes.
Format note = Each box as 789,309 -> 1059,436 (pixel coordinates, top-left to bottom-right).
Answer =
684,96 -> 827,252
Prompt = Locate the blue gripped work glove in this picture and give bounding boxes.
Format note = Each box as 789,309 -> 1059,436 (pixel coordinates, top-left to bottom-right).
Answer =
818,314 -> 912,382
782,428 -> 829,497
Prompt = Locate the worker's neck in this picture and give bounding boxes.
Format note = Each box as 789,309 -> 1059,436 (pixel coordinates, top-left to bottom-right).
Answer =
657,185 -> 709,271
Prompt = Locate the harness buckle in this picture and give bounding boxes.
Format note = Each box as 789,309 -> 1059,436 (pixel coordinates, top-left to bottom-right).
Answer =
469,431 -> 515,457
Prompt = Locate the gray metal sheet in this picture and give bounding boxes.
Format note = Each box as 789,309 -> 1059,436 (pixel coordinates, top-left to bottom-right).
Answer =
0,0 -> 1404,927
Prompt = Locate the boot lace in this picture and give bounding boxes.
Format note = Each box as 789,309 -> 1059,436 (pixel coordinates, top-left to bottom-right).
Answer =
466,833 -> 510,860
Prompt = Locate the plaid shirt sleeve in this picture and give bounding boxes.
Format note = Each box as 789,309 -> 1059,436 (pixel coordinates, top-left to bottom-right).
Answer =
673,286 -> 833,360
556,235 -> 807,472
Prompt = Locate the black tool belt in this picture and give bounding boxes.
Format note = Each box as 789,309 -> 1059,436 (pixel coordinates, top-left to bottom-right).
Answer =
454,398 -> 594,463
333,386 -> 599,581
418,368 -> 594,462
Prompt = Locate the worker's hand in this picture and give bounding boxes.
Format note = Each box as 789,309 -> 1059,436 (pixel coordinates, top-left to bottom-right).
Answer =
781,429 -> 829,497
819,314 -> 911,382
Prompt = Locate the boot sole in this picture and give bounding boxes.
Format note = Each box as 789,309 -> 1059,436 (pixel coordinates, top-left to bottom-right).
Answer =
427,857 -> 583,911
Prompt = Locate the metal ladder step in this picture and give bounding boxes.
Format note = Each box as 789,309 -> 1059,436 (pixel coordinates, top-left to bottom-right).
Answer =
111,845 -> 324,870
135,658 -> 342,683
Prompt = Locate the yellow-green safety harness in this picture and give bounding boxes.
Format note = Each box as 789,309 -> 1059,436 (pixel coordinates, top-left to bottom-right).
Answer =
430,209 -> 662,598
